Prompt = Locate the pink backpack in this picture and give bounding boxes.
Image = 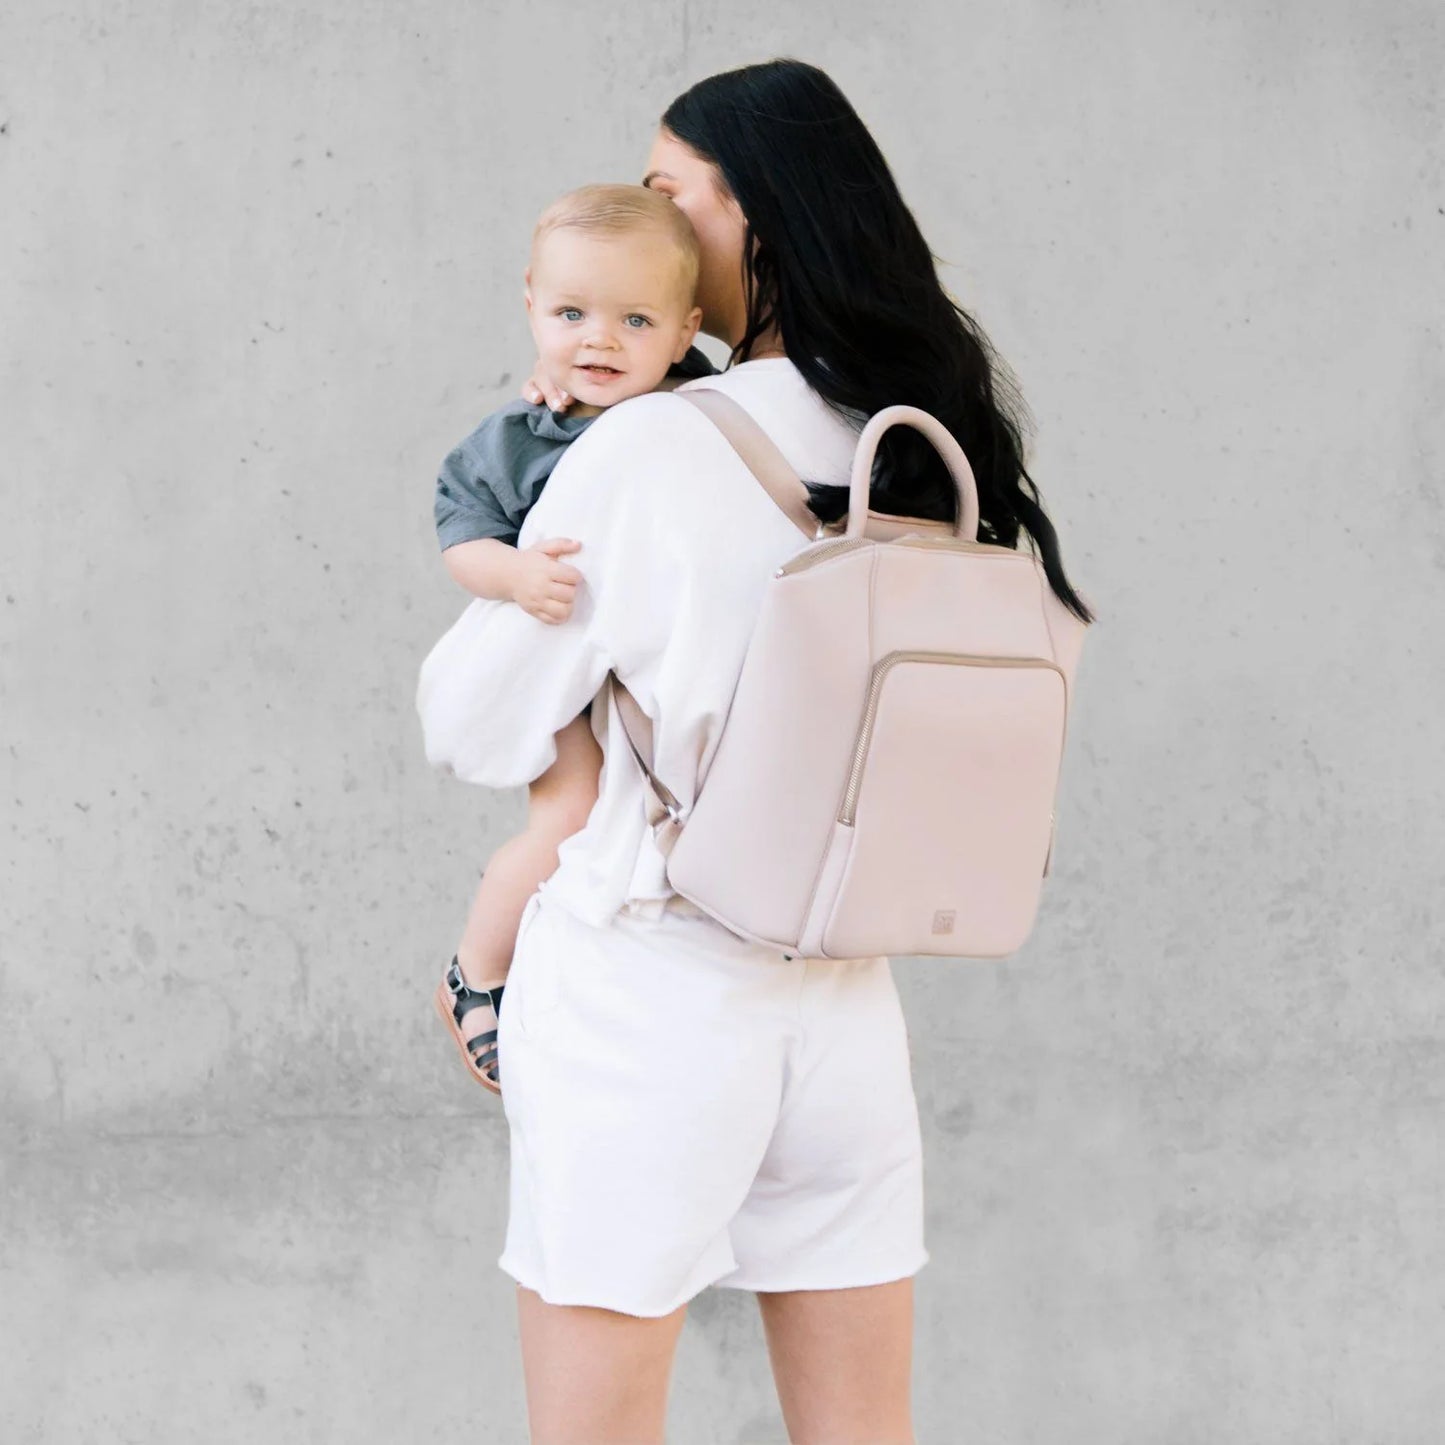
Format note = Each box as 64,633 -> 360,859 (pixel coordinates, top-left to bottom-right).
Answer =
610,388 -> 1092,960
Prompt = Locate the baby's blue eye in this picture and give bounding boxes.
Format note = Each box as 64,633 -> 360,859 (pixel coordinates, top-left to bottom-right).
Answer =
559,307 -> 583,321
625,315 -> 652,329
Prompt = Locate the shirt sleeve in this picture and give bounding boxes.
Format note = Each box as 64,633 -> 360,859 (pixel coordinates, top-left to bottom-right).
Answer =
416,393 -> 691,788
433,407 -> 584,550
433,426 -> 522,549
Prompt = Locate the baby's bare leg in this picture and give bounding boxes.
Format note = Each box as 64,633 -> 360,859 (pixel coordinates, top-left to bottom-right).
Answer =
455,712 -> 604,988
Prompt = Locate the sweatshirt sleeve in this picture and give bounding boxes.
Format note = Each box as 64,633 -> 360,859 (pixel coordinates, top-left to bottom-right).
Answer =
416,393 -> 692,788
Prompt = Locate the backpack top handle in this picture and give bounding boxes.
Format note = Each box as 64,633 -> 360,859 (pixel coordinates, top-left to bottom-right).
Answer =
847,406 -> 981,543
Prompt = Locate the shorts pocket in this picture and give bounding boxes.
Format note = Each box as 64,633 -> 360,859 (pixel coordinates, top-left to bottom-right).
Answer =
508,892 -> 561,1038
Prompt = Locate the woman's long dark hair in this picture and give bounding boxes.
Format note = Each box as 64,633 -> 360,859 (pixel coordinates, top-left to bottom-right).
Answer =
661,59 -> 1095,625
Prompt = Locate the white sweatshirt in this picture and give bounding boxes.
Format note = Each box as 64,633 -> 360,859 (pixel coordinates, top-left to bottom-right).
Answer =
417,357 -> 862,927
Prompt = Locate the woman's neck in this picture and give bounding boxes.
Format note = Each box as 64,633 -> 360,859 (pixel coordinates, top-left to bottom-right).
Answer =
713,310 -> 787,361
737,328 -> 787,362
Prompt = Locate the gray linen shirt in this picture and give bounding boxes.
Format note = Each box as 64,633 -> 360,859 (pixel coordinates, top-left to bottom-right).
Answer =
434,345 -> 719,550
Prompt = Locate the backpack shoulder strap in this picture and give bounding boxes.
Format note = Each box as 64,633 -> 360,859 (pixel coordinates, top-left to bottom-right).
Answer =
678,387 -> 819,542
608,675 -> 683,856
607,386 -> 818,853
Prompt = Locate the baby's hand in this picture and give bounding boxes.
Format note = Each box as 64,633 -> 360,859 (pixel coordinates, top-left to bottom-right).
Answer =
522,359 -> 571,413
513,538 -> 583,625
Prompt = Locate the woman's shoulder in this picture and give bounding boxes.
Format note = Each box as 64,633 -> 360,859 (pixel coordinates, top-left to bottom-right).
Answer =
581,388 -> 707,438
549,390 -> 733,490
570,358 -> 850,453
538,359 -> 859,521
679,359 -> 863,485
520,391 -> 723,540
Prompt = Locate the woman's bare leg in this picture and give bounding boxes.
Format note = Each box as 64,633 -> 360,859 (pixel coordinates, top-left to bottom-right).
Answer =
756,1278 -> 916,1445
516,1287 -> 687,1444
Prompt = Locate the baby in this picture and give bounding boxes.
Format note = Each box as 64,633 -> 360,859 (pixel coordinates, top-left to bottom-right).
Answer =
431,183 -> 711,1091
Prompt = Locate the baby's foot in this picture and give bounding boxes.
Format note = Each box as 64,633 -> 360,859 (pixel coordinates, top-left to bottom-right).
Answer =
459,971 -> 506,1086
436,957 -> 507,1090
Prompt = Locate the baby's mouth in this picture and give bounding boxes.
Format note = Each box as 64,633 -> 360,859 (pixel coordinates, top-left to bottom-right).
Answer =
577,363 -> 624,378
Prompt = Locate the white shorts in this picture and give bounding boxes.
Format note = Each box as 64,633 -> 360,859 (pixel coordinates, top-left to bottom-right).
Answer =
495,885 -> 929,1318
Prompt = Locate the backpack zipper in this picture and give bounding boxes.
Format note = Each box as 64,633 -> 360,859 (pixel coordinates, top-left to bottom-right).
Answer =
839,650 -> 1069,826
776,535 -> 1022,579
775,537 -> 868,577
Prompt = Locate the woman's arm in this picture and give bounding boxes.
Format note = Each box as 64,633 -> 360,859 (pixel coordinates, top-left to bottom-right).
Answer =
417,587 -> 611,789
417,395 -> 690,789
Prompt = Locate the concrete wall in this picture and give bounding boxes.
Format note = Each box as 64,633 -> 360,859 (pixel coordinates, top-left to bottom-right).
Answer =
3,2 -> 1442,1440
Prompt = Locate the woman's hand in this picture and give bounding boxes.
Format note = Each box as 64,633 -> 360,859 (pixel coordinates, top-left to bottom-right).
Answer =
522,360 -> 571,413
513,537 -> 583,624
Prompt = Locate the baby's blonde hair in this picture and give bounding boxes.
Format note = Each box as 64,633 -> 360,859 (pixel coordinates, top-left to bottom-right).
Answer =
530,183 -> 700,302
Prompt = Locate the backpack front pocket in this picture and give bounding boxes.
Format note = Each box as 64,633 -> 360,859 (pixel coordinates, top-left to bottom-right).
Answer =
810,651 -> 1067,959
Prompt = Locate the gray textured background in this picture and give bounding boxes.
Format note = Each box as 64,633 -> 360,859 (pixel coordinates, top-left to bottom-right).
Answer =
3,2 -> 1442,1441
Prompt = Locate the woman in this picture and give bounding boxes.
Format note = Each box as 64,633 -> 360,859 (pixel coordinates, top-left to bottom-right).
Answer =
425,58 -> 1093,1444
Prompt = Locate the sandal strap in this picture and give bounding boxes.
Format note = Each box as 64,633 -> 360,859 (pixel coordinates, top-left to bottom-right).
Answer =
452,991 -> 499,1024
444,958 -> 506,1020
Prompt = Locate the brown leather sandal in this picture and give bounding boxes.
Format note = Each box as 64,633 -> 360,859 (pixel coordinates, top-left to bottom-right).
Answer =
432,956 -> 506,1094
